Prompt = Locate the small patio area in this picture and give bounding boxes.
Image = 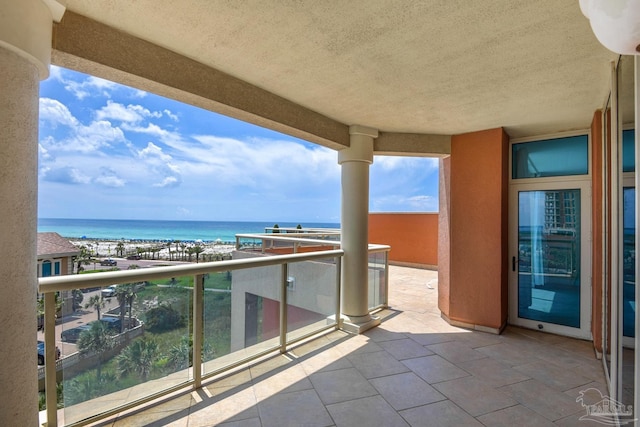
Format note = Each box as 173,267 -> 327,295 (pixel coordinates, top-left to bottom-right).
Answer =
92,266 -> 608,427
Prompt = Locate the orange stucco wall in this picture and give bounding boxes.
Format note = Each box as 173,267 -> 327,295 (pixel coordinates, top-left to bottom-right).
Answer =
439,128 -> 509,331
368,213 -> 438,267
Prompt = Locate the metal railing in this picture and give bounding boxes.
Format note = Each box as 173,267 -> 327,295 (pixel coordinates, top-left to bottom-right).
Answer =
38,236 -> 390,427
39,249 -> 343,427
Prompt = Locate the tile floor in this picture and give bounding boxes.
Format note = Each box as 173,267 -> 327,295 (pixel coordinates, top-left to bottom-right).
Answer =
92,266 -> 610,427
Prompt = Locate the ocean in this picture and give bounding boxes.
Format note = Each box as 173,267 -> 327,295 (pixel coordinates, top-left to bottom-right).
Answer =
38,218 -> 340,243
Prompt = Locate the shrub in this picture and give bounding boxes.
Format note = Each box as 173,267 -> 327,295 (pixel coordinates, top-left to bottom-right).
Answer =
144,304 -> 185,333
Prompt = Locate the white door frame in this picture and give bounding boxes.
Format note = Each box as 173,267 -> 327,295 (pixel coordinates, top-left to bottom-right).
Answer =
508,179 -> 592,340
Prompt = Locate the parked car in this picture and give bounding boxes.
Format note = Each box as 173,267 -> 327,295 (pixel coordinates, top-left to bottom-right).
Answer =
100,258 -> 117,266
37,340 -> 61,365
99,316 -> 122,332
126,254 -> 142,260
60,324 -> 91,343
101,284 -> 118,298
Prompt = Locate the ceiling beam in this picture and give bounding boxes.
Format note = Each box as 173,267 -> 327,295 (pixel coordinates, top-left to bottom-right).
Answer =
375,132 -> 451,157
52,11 -> 350,150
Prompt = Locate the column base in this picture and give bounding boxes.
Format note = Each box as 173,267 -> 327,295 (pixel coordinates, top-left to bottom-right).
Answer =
340,314 -> 381,334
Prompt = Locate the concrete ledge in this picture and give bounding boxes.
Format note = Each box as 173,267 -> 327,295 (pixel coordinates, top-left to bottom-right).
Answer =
440,312 -> 506,335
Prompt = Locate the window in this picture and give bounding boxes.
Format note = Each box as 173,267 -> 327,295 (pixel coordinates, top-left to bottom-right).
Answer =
512,135 -> 589,179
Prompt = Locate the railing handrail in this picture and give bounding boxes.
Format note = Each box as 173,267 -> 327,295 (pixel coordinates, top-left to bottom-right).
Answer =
39,249 -> 344,293
236,233 -> 341,245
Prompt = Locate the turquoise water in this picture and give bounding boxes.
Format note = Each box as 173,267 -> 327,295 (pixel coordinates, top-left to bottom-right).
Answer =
38,218 -> 340,242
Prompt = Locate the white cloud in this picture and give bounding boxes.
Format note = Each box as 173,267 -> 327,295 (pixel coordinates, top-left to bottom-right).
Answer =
41,166 -> 91,185
164,109 -> 179,121
96,101 -> 164,123
39,98 -> 79,127
374,155 -> 438,173
137,142 -> 182,187
95,167 -> 126,187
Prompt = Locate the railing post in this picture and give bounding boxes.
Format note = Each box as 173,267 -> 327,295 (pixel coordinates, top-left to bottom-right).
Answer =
383,251 -> 390,308
336,257 -> 342,329
280,264 -> 288,353
45,292 -> 58,427
193,274 -> 204,388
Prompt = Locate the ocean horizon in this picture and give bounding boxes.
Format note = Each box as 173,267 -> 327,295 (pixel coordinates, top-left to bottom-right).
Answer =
38,218 -> 340,242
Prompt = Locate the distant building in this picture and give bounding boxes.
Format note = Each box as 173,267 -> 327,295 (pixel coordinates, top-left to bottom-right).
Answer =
37,232 -> 80,317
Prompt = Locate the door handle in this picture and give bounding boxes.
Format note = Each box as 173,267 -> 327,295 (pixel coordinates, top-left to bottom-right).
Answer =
512,256 -> 516,272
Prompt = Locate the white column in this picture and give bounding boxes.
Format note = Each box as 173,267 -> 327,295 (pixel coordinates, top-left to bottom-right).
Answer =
338,125 -> 380,333
0,1 -> 63,426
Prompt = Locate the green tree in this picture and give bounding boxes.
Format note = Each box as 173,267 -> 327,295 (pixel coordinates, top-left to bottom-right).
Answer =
73,246 -> 93,273
84,294 -> 105,320
77,321 -> 113,381
273,224 -> 280,233
72,289 -> 84,310
114,283 -> 138,332
193,245 -> 204,263
145,304 -> 184,332
115,242 -> 125,257
116,338 -> 159,381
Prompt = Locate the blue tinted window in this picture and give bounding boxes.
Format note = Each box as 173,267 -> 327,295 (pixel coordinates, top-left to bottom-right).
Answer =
54,261 -> 60,275
42,261 -> 51,277
623,129 -> 635,173
512,135 -> 588,179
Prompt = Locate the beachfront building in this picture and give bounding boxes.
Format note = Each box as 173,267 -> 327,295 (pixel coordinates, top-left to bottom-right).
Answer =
37,232 -> 79,318
1,1 -> 639,425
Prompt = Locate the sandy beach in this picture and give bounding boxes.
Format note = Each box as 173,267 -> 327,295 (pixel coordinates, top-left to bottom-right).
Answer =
70,238 -> 240,262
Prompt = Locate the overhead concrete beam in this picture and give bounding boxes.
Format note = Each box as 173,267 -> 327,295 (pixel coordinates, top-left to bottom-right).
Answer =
374,132 -> 451,157
52,11 -> 349,150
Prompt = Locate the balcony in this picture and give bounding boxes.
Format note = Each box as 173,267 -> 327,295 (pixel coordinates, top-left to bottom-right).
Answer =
39,257 -> 609,426
38,235 -> 391,426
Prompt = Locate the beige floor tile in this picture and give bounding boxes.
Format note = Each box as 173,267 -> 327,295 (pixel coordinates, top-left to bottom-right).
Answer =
216,418 -> 262,427
298,345 -> 354,375
433,376 -> 517,417
498,379 -> 583,421
426,341 -> 487,364
327,395 -> 409,427
513,361 -> 592,392
369,372 -> 445,411
399,400 -> 483,427
476,343 -> 543,367
378,338 -> 434,360
188,386 -> 258,427
309,367 -> 378,405
347,349 -> 410,379
402,355 -> 470,384
457,357 -> 530,387
252,363 -> 313,401
257,389 -> 333,427
476,404 -> 555,426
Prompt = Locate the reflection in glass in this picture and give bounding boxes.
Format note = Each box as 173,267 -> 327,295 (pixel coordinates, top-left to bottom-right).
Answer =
518,189 -> 581,328
622,187 -> 636,338
512,136 -> 588,179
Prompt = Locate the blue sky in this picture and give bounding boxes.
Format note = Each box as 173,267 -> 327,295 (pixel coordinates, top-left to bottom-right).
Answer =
38,66 -> 439,223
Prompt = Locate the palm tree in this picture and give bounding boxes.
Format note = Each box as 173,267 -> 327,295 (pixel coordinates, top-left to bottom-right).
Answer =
193,245 -> 204,263
114,284 -> 137,332
116,338 -> 159,381
73,246 -> 93,273
179,242 -> 187,261
77,321 -> 113,381
115,242 -> 125,257
84,294 -> 105,320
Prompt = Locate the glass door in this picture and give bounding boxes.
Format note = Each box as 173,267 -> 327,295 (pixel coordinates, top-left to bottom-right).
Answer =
509,182 -> 591,339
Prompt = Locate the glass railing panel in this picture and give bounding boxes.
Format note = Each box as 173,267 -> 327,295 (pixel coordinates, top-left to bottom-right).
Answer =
60,278 -> 192,425
286,257 -> 339,343
368,252 -> 387,310
202,265 -> 281,375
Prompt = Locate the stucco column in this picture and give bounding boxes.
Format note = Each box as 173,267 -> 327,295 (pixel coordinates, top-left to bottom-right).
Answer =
338,125 -> 380,333
0,1 -> 64,426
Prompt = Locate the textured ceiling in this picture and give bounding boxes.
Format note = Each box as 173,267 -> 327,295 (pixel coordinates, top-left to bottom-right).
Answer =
58,0 -> 617,138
